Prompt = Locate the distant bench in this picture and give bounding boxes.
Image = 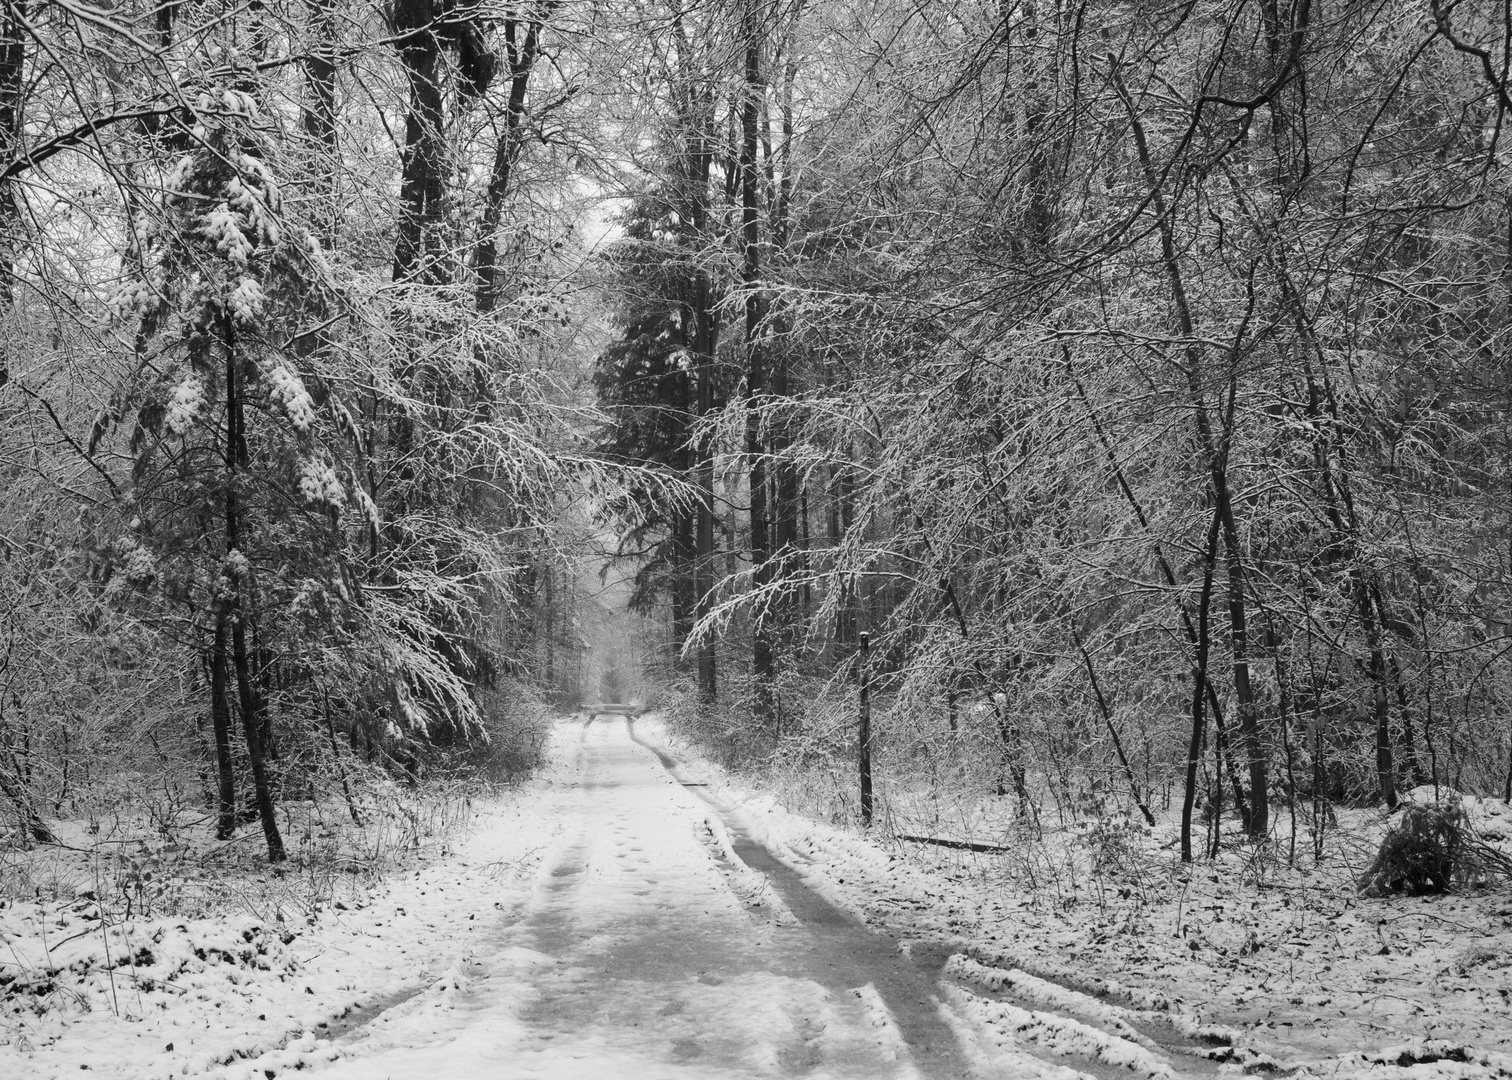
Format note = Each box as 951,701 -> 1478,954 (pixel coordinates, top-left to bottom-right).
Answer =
587,702 -> 645,721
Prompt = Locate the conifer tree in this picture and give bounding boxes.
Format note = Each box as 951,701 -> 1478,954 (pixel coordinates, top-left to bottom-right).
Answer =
105,68 -> 345,861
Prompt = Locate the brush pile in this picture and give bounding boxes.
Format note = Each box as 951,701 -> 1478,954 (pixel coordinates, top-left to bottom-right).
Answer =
1358,792 -> 1512,897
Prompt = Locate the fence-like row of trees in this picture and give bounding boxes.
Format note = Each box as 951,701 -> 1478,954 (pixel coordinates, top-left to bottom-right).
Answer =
593,0 -> 1512,855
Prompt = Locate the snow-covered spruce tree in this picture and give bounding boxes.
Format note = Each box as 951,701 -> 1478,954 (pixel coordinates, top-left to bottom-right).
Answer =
104,77 -> 350,863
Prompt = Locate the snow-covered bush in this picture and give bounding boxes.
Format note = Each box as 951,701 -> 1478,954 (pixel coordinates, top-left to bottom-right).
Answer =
1357,790 -> 1512,896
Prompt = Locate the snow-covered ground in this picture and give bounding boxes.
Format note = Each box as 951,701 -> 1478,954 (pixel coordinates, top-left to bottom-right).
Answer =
4,715 -> 1510,1079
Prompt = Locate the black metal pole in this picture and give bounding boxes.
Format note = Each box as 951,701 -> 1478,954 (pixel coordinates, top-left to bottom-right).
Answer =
859,630 -> 873,827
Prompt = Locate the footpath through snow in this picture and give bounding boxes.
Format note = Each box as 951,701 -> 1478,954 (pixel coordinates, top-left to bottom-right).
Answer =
5,714 -> 1511,1079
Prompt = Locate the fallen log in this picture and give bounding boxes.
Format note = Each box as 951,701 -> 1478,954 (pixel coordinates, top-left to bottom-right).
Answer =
898,834 -> 1013,854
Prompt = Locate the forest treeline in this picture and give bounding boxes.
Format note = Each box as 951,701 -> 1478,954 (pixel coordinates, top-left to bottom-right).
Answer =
0,0 -> 604,860
2,0 -> 1511,865
590,0 -> 1512,859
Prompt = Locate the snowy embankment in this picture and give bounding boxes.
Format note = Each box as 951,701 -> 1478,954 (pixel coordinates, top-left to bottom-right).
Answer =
642,715 -> 1512,1080
1,761 -> 566,1078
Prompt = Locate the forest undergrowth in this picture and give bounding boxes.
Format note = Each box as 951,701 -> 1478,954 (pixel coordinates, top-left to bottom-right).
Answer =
0,706 -> 551,1034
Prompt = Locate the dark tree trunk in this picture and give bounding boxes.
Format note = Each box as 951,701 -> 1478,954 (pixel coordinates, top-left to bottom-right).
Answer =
671,510 -> 695,654
0,765 -> 53,845
475,12 -> 549,314
832,459 -> 857,654
693,290 -> 718,706
1007,0 -> 1054,252
0,0 -> 26,389
210,621 -> 237,840
1214,396 -> 1267,836
223,319 -> 286,863
385,17 -> 448,532
993,693 -> 1031,806
665,10 -> 721,711
858,631 -> 873,827
765,40 -> 799,675
232,612 -> 283,862
392,27 -> 446,286
252,626 -> 279,762
324,692 -> 362,826
544,564 -> 558,688
1303,370 -> 1398,809
302,0 -> 339,241
740,4 -> 774,728
1075,366 -> 1255,841
1182,500 -> 1223,862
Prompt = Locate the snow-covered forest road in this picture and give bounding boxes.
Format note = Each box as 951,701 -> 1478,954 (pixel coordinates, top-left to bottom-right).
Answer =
8,713 -> 1510,1080
307,716 -> 1512,1080
320,715 -> 980,1079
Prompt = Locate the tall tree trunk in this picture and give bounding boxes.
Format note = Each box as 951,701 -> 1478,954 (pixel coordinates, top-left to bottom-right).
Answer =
223,318 -> 286,863
741,1 -> 774,728
1214,378 -> 1267,838
1304,367 -> 1398,808
832,457 -> 859,659
1006,0 -> 1054,252
475,10 -> 549,314
1181,499 -> 1224,862
393,25 -> 446,286
210,622 -> 236,840
765,31 -> 800,682
543,562 -> 558,688
302,0 -> 339,243
665,9 -> 721,711
0,0 -> 26,389
858,630 -> 873,826
693,282 -> 718,707
386,14 -> 447,533
671,506 -> 695,655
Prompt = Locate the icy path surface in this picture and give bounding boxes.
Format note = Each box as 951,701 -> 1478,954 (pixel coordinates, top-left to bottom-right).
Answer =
318,716 -> 980,1080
